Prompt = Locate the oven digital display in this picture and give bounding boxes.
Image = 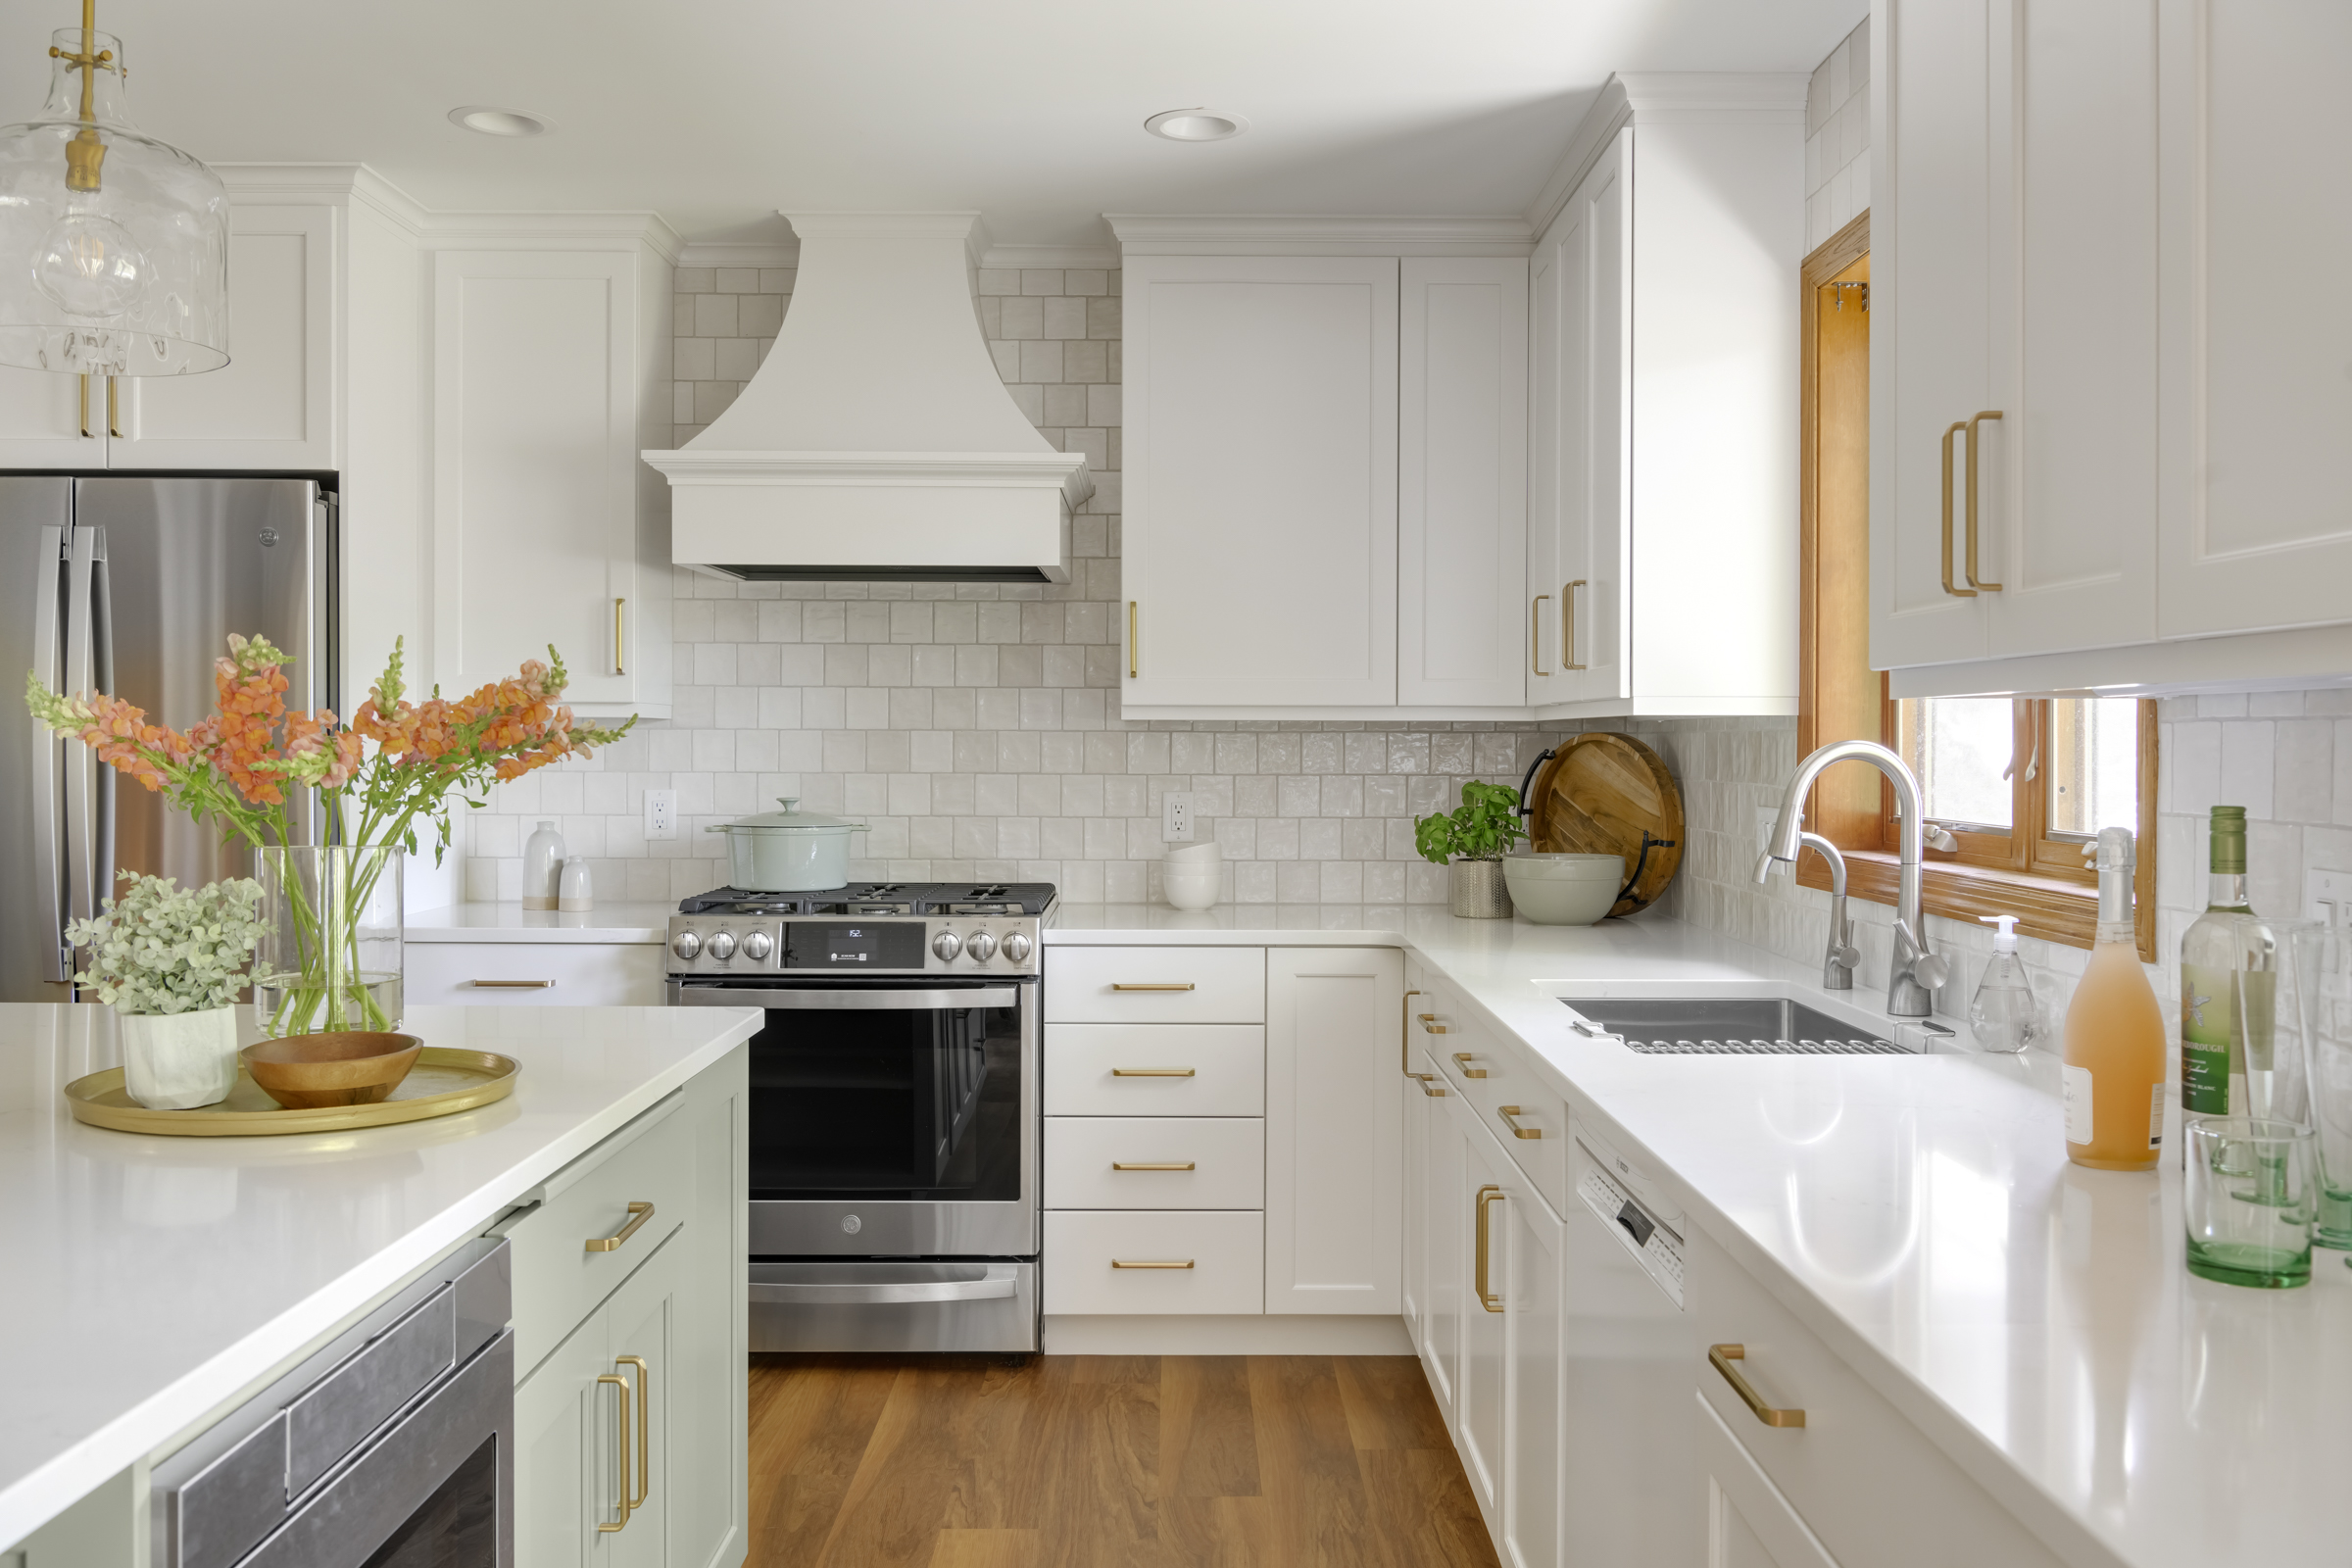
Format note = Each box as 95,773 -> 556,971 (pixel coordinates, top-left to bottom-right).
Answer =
784,921 -> 925,968
826,927 -> 878,963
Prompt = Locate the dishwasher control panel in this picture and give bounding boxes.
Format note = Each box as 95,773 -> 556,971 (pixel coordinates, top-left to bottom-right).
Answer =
1575,1142 -> 1686,1306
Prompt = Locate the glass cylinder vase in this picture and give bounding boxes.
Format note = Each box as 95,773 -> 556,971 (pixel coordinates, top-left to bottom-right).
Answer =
254,846 -> 404,1037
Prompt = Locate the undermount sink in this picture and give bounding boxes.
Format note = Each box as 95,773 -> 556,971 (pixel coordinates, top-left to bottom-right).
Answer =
1562,997 -> 1913,1055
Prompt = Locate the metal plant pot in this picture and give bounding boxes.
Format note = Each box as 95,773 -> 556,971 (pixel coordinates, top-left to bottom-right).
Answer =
1447,858 -> 1513,919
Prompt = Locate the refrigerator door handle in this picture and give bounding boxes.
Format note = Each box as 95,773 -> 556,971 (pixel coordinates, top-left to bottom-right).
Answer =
90,528 -> 114,907
32,525 -> 67,981
64,524 -> 104,932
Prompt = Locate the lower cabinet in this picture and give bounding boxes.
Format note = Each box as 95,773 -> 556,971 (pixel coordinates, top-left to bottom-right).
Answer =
1265,946 -> 1403,1312
1696,1395 -> 1839,1568
405,941 -> 667,1007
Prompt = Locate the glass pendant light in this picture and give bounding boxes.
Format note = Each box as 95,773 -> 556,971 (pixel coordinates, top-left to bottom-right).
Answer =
0,0 -> 227,376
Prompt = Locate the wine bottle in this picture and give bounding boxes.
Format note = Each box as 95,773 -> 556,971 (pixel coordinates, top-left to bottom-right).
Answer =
2180,805 -> 2252,1118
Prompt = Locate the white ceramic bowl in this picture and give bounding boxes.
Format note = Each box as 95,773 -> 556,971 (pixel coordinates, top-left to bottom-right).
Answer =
1165,840 -> 1223,864
1163,868 -> 1221,911
1503,853 -> 1624,924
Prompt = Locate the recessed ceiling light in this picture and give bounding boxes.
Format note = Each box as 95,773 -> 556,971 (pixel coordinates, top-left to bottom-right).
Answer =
448,106 -> 551,138
1144,108 -> 1249,143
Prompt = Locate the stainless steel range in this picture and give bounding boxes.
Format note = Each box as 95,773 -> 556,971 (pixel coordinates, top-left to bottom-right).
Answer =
665,882 -> 1053,1353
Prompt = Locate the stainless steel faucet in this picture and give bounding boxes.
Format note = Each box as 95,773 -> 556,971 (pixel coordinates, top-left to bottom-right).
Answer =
1756,740 -> 1950,1016
1797,832 -> 1860,990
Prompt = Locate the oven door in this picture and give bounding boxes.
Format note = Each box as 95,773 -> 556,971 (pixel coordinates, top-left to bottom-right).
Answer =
674,977 -> 1037,1257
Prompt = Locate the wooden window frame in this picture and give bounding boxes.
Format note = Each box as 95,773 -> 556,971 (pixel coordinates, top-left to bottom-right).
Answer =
1796,212 -> 2157,959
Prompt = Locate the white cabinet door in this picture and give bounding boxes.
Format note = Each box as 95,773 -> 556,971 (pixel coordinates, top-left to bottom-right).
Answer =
1264,947 -> 1401,1312
1530,131 -> 1632,704
1697,1396 -> 1842,1568
1454,1119 -> 1509,1526
1872,0 -> 1994,669
604,1235 -> 682,1568
0,368 -> 102,467
672,1046 -> 748,1568
1500,1168 -> 1563,1568
1398,257 -> 1528,708
404,941 -> 667,1007
433,249 -> 655,712
1420,1064 -> 1467,1424
1401,1054 -> 1435,1344
1123,255 -> 1398,708
2155,0 -> 2352,638
114,203 -> 335,471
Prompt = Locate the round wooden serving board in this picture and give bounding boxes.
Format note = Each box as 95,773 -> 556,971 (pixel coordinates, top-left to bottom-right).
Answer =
1526,732 -> 1685,917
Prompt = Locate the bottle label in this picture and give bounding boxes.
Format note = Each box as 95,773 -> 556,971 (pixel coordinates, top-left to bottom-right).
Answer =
2065,1063 -> 2093,1146
2180,961 -> 2239,1114
2149,1081 -> 2166,1150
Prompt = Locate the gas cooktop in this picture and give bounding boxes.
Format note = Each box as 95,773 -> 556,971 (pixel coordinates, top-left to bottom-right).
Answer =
678,882 -> 1057,917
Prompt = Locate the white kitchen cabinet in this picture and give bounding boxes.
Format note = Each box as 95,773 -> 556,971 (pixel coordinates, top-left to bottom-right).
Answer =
1697,1397 -> 1842,1568
1527,78 -> 1806,719
1119,254 -> 1399,710
1263,947 -> 1401,1313
0,367 -> 100,468
432,244 -> 672,720
1499,1151 -> 1564,1568
1398,257 -> 1529,708
1452,1112 -> 1509,1531
1411,1045 -> 1464,1424
405,940 -> 667,1008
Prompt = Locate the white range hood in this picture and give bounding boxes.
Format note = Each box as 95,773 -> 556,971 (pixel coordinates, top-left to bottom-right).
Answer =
644,212 -> 1092,583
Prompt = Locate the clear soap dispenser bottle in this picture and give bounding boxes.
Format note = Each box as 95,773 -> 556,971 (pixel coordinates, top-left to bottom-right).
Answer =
1968,914 -> 2041,1054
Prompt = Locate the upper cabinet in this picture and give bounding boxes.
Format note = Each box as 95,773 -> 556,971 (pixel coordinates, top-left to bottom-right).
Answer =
1874,0 -> 2352,695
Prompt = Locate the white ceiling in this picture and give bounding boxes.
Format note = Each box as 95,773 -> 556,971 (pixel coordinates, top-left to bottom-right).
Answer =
10,0 -> 1865,249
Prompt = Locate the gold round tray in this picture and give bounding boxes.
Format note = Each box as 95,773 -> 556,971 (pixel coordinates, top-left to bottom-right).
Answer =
63,1047 -> 521,1137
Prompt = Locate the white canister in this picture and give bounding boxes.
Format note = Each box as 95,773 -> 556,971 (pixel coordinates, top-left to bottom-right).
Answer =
522,819 -> 566,910
119,1005 -> 241,1110
559,858 -> 595,912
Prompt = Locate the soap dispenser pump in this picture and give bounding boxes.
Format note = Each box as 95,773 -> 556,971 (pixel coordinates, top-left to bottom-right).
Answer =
1968,914 -> 2041,1054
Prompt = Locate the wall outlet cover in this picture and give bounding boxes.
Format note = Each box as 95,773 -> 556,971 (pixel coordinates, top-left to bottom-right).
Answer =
1164,791 -> 1195,842
2307,866 -> 2352,923
645,789 -> 678,841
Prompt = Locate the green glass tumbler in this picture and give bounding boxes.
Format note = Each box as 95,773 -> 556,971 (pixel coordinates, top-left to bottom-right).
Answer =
2184,1116 -> 2317,1288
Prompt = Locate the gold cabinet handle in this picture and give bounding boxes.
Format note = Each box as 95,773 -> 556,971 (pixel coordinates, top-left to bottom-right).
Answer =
1452,1052 -> 1487,1079
1401,990 -> 1422,1075
1111,1066 -> 1196,1077
586,1200 -> 655,1253
1128,601 -> 1139,677
78,373 -> 92,439
1112,982 -> 1195,992
597,1372 -> 633,1532
1420,1014 -> 1450,1035
1531,595 -> 1551,675
1111,1258 -> 1195,1269
1475,1185 -> 1504,1312
1497,1105 -> 1542,1140
1112,1161 -> 1197,1171
1406,1071 -> 1446,1097
1709,1344 -> 1806,1428
616,1355 -> 651,1508
1939,421 -> 1977,598
1562,579 -> 1588,669
614,597 -> 627,675
107,375 -> 122,439
1963,411 -> 2004,590
470,978 -> 555,989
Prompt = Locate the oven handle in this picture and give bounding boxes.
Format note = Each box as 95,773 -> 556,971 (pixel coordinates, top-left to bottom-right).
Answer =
675,985 -> 1021,1010
749,1265 -> 1021,1305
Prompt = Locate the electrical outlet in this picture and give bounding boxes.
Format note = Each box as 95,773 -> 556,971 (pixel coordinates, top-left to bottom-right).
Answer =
645,789 -> 678,841
1163,791 -> 1195,843
2308,867 -> 2352,923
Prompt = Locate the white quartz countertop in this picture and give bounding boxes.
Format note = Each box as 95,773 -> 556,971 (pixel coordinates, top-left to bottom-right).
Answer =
406,902 -> 680,944
0,1003 -> 760,1548
1051,903 -> 2345,1568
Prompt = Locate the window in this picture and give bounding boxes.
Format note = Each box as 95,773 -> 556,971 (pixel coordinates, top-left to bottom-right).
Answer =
1798,214 -> 2156,956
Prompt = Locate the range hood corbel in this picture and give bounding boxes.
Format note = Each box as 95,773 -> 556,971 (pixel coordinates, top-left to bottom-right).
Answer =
644,212 -> 1092,583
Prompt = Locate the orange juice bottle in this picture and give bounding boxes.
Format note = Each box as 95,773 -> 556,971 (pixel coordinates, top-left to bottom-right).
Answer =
2063,828 -> 2166,1171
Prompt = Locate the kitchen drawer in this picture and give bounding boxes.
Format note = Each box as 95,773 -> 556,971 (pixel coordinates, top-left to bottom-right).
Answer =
1045,1024 -> 1265,1115
404,941 -> 666,1007
1046,946 -> 1265,1023
1045,1116 -> 1265,1209
1044,1210 -> 1264,1313
1690,1227 -> 2067,1568
1473,1073 -> 1567,1218
497,1093 -> 690,1377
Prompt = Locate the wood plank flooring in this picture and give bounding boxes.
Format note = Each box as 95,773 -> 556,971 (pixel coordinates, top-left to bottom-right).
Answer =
746,1353 -> 1499,1568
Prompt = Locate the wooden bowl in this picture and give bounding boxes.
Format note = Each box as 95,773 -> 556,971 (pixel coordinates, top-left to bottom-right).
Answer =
243,1032 -> 423,1109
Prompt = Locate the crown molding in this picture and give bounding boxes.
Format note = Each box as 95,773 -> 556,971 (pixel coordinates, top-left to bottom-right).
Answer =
1525,72 -> 1809,237
674,241 -> 800,270
1105,213 -> 1532,257
977,244 -> 1122,272
213,163 -> 683,258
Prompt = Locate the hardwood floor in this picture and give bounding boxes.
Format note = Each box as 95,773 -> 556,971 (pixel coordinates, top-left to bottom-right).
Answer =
747,1353 -> 1499,1568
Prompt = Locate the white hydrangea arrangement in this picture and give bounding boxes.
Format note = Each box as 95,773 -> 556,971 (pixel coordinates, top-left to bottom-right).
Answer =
66,875 -> 266,1015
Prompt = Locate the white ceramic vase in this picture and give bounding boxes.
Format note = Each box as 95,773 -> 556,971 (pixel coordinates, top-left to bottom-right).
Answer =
119,1005 -> 241,1109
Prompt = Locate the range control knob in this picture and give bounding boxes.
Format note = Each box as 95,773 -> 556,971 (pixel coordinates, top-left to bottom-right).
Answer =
931,930 -> 963,962
670,929 -> 702,960
1002,931 -> 1034,964
965,930 -> 999,963
742,930 -> 774,961
707,929 -> 738,961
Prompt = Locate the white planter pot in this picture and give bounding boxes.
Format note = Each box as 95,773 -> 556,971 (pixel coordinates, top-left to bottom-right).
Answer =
119,1006 -> 241,1110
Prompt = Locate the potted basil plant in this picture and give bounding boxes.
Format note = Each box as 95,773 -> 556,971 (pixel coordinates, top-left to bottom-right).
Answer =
1414,781 -> 1529,919
68,874 -> 266,1109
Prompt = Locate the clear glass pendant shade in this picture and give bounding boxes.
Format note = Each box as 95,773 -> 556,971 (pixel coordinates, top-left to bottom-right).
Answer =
0,26 -> 228,376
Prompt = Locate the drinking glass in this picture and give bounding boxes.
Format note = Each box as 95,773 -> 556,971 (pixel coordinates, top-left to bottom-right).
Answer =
2233,915 -> 2314,1123
2287,913 -> 2352,1250
2183,1117 -> 2318,1288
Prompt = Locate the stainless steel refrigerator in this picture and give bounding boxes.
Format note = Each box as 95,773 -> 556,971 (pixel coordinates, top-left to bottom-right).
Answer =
0,476 -> 335,1003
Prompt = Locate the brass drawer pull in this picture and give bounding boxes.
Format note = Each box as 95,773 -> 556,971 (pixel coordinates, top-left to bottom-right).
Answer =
1452,1052 -> 1487,1078
1420,1014 -> 1450,1035
1497,1105 -> 1542,1140
1475,1185 -> 1504,1312
1112,982 -> 1196,992
471,978 -> 555,989
1532,595 -> 1551,675
1939,420 -> 1976,598
1401,990 -> 1421,1074
1111,1258 -> 1195,1269
586,1200 -> 656,1253
597,1371 -> 633,1532
1709,1344 -> 1806,1429
616,1355 -> 652,1508
1112,1161 -> 1197,1171
1562,578 -> 1588,670
1111,1067 -> 1196,1077
614,597 -> 627,676
1963,411 -> 2004,590
1407,1072 -> 1446,1098
1129,601 -> 1139,677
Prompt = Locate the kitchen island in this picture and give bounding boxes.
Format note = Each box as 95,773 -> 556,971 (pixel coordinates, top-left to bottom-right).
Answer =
0,1002 -> 760,1555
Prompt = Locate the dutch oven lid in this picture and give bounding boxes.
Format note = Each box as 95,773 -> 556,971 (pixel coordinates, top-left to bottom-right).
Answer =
717,797 -> 866,834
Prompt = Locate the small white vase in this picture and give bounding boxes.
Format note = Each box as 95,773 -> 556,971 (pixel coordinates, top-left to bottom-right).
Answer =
522,820 -> 566,910
119,1005 -> 241,1109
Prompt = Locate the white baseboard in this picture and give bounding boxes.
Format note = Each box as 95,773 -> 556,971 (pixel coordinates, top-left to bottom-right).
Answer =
1042,1314 -> 1413,1354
